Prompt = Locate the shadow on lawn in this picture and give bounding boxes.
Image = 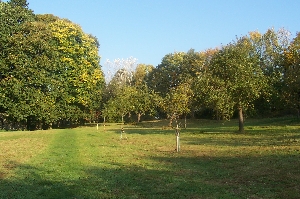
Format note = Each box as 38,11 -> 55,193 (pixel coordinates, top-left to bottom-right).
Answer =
131,117 -> 300,133
0,161 -> 226,199
1,152 -> 300,199
109,126 -> 174,135
180,124 -> 300,147
119,119 -> 300,136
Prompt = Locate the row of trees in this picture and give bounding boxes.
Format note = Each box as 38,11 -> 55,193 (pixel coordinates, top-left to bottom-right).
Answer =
1,0 -> 299,132
104,29 -> 300,132
0,0 -> 105,130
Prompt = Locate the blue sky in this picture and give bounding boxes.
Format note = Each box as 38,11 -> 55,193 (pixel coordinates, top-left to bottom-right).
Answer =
26,0 -> 300,70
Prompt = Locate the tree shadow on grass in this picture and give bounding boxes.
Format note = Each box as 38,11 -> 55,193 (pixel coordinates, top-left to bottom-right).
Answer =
0,163 -> 76,199
181,127 -> 300,147
1,152 -> 300,199
150,153 -> 300,199
0,161 -> 231,199
130,117 -> 300,135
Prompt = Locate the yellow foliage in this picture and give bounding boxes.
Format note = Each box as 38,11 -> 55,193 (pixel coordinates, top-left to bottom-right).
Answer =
249,31 -> 262,42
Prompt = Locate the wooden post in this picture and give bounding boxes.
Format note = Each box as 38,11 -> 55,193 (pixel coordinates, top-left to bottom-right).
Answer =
120,128 -> 123,139
103,116 -> 106,132
175,124 -> 180,152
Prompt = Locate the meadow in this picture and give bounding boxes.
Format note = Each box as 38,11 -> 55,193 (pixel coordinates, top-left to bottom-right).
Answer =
0,117 -> 300,199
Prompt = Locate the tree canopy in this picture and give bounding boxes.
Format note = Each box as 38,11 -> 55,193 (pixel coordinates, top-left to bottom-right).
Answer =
0,0 -> 104,130
1,0 -> 299,132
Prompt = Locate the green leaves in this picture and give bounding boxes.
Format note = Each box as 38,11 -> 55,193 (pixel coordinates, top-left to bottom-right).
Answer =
0,2 -> 105,130
193,34 -> 268,131
281,32 -> 300,115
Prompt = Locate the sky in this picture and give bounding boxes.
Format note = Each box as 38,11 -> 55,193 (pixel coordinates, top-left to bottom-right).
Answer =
22,0 -> 300,77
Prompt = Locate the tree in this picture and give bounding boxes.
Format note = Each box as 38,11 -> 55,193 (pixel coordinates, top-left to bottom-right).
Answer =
130,64 -> 158,122
102,86 -> 133,123
132,64 -> 154,86
47,17 -> 104,126
131,85 -> 160,123
102,58 -> 139,122
192,48 -> 220,118
147,52 -> 185,97
147,51 -> 203,121
194,71 -> 235,120
249,29 -> 291,116
104,68 -> 133,100
196,36 -> 266,132
0,4 -> 105,130
282,32 -> 300,116
0,0 -> 35,129
161,82 -> 193,127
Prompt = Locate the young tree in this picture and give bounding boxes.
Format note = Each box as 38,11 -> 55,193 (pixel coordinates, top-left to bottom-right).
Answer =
103,86 -> 134,123
102,57 -> 139,122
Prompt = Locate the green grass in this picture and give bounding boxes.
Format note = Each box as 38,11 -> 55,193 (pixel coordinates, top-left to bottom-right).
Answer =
0,117 -> 300,198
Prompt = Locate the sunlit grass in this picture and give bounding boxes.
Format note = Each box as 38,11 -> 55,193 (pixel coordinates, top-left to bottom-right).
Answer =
0,117 -> 300,198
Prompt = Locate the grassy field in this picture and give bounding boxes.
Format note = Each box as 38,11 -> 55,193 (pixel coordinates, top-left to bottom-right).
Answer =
0,117 -> 300,199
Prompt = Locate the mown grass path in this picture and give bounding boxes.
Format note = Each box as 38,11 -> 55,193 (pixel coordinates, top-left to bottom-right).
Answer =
0,129 -> 82,198
1,118 -> 300,198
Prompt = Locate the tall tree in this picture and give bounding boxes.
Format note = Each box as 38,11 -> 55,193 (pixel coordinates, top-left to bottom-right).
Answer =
131,64 -> 157,122
190,48 -> 218,119
282,32 -> 300,116
0,0 -> 35,129
0,6 -> 105,130
196,36 -> 267,132
249,29 -> 291,116
47,18 -> 104,125
147,52 -> 185,97
147,51 -> 204,121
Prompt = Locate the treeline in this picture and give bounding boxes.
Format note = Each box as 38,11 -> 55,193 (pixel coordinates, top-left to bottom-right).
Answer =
1,1 -> 300,132
104,30 -> 300,132
0,0 -> 105,130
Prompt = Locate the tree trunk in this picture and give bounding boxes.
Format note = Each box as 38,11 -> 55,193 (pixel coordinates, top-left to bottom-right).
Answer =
238,107 -> 244,133
0,118 -> 3,130
169,113 -> 177,127
169,118 -> 173,127
137,113 -> 141,123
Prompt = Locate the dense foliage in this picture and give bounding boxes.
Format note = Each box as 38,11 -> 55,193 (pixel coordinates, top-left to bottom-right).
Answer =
104,29 -> 300,132
0,0 -> 104,130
